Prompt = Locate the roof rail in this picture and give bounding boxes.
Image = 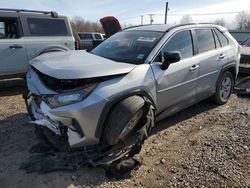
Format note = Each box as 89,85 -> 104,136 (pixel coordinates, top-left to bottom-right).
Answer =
0,8 -> 58,17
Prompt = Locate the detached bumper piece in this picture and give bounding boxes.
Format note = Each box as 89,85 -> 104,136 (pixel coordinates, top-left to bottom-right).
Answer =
20,109 -> 154,176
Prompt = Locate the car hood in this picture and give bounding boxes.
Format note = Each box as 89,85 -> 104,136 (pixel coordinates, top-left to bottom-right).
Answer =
29,50 -> 136,79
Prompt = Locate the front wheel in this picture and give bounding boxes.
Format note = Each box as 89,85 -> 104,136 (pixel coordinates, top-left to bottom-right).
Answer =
103,96 -> 154,146
212,71 -> 234,105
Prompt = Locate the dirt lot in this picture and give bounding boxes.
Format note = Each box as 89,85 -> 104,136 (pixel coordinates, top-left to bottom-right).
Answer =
0,78 -> 249,188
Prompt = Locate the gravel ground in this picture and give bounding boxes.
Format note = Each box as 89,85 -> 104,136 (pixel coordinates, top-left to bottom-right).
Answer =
0,78 -> 249,188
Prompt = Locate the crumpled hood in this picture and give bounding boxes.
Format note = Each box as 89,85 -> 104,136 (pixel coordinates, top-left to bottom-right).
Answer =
29,50 -> 136,79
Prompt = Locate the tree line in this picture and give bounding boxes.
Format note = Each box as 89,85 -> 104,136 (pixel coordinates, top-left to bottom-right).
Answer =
180,11 -> 250,30
70,11 -> 250,33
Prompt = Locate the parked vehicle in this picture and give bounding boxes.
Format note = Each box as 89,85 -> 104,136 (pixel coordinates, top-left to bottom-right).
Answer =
25,23 -> 240,152
0,8 -> 75,79
240,38 -> 250,74
74,32 -> 104,51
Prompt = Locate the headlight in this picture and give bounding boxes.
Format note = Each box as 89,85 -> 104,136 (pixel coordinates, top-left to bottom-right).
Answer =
46,84 -> 97,107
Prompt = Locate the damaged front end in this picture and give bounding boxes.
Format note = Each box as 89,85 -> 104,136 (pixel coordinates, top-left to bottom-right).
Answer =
24,68 -> 111,149
23,67 -> 153,174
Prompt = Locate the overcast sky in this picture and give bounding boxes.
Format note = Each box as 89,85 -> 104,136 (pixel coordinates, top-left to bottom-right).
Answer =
1,0 -> 250,28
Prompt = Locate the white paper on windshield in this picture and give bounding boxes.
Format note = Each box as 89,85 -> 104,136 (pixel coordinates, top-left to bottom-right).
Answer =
137,54 -> 145,59
137,37 -> 156,42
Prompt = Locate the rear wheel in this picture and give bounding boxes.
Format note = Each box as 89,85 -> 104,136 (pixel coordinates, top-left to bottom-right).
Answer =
103,96 -> 153,146
212,71 -> 234,104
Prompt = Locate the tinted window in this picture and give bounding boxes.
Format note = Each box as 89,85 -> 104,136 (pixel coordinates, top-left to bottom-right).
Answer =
162,30 -> 193,59
79,33 -> 92,40
214,29 -> 228,47
94,34 -> 102,40
27,18 -> 68,36
0,18 -> 19,39
196,29 -> 215,53
92,30 -> 163,64
0,22 -> 4,37
242,38 -> 250,47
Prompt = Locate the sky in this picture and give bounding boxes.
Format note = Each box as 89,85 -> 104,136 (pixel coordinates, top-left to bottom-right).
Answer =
1,0 -> 250,28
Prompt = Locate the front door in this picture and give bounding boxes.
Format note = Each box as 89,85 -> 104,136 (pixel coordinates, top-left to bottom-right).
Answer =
0,17 -> 28,76
151,30 -> 199,113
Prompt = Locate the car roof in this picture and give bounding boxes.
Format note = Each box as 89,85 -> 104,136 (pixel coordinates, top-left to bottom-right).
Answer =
124,23 -> 227,32
0,9 -> 66,19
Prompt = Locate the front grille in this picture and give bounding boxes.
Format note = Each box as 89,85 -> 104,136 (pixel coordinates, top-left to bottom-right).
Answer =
33,68 -> 93,92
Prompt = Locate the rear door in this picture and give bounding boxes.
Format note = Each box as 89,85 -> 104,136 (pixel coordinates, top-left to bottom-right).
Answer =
194,28 -> 228,100
20,16 -> 75,60
0,17 -> 28,76
151,30 -> 199,113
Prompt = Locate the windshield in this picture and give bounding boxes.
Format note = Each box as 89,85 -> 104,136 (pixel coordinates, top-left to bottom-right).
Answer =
91,30 -> 164,64
242,38 -> 250,47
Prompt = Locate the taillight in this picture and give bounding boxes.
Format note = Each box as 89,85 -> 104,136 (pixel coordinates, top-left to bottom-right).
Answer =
75,40 -> 80,50
238,45 -> 241,54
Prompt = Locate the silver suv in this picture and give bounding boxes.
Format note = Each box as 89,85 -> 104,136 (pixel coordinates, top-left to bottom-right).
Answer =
0,9 -> 75,79
25,24 -> 240,150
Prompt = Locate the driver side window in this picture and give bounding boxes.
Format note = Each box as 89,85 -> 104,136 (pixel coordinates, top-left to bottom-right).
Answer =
161,30 -> 193,60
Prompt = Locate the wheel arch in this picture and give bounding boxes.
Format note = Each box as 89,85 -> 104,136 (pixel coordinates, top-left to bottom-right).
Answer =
95,89 -> 156,139
221,62 -> 237,79
36,46 -> 69,56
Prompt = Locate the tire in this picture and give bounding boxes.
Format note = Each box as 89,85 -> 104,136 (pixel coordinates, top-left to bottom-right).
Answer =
103,96 -> 147,146
212,71 -> 234,105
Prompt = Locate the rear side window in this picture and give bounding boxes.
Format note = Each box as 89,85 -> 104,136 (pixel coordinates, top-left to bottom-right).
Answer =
0,22 -> 4,37
0,18 -> 20,39
27,18 -> 68,36
214,29 -> 229,47
79,33 -> 92,40
242,38 -> 250,47
162,30 -> 193,59
94,34 -> 102,40
196,29 -> 215,53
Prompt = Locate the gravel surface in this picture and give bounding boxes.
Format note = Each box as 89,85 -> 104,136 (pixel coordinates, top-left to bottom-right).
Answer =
0,78 -> 249,188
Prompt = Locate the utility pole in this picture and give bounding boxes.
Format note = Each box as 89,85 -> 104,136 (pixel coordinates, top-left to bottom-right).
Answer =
149,14 -> 154,24
164,2 -> 169,24
140,15 -> 144,25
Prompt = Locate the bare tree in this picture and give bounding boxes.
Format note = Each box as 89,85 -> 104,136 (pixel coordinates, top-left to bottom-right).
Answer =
235,11 -> 250,30
70,16 -> 103,33
214,18 -> 226,27
180,15 -> 192,24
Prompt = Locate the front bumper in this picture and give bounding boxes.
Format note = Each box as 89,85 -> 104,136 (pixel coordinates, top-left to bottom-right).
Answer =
25,70 -> 108,148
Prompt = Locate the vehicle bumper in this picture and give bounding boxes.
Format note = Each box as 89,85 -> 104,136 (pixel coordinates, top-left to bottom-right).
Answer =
25,89 -> 108,149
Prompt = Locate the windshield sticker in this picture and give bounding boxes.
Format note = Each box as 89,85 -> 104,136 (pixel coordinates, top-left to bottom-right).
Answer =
137,37 -> 156,42
137,54 -> 145,59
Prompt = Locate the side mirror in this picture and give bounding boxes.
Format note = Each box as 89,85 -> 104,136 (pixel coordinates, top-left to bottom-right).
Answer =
160,51 -> 181,70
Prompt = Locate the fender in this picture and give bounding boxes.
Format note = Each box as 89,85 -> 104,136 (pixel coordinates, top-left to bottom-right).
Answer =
221,61 -> 237,78
95,89 -> 156,139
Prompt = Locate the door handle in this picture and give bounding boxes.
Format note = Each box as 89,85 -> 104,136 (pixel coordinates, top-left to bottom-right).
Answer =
218,53 -> 225,60
9,44 -> 23,49
189,65 -> 199,71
